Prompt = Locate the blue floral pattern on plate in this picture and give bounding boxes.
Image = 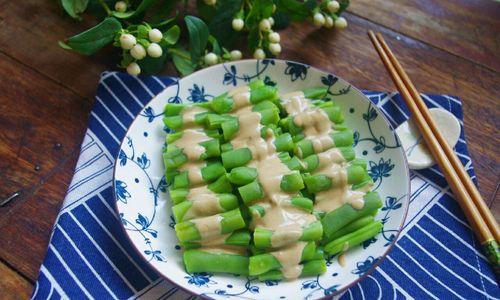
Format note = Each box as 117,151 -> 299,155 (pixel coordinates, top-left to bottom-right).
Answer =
114,59 -> 410,299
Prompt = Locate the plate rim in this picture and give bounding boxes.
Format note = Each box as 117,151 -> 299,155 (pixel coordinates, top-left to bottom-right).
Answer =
112,58 -> 411,299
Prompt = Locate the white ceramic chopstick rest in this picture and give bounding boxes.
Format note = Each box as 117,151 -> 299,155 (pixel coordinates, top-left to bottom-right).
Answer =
395,108 -> 461,170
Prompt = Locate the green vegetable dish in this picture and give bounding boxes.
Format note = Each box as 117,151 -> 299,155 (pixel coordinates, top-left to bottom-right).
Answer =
162,80 -> 382,281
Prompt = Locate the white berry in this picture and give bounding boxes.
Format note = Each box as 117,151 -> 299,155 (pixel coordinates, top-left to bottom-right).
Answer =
232,18 -> 244,31
259,19 -> 271,32
204,52 -> 218,65
335,17 -> 348,29
115,1 -> 127,12
147,43 -> 163,58
253,48 -> 266,59
119,34 -> 136,50
325,16 -> 334,28
269,43 -> 281,55
126,62 -> 141,75
327,1 -> 340,13
268,17 -> 275,26
230,50 -> 242,60
130,44 -> 146,60
268,32 -> 280,43
313,13 -> 325,27
204,0 -> 216,5
148,29 -> 163,43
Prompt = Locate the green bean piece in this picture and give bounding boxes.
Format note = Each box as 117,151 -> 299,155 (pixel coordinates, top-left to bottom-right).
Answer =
211,92 -> 234,114
228,167 -> 258,185
175,208 -> 246,242
303,165 -> 369,193
249,242 -> 316,275
250,85 -> 279,104
274,133 -> 294,152
321,192 -> 382,240
253,221 -> 323,248
172,194 -> 238,222
221,119 -> 240,141
257,260 -> 326,281
280,171 -> 305,192
291,197 -> 314,212
201,162 -> 226,182
324,221 -> 383,254
328,215 -> 375,241
208,175 -> 233,193
164,103 -> 185,116
302,87 -> 328,99
238,180 -> 264,204
294,130 -> 354,158
221,148 -> 252,169
302,147 -> 355,172
182,230 -> 251,249
183,250 -> 249,275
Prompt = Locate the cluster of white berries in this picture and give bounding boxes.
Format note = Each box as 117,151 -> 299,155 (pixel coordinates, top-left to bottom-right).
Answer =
203,49 -> 243,66
253,17 -> 282,59
120,28 -> 164,75
313,1 -> 347,29
203,0 -> 216,6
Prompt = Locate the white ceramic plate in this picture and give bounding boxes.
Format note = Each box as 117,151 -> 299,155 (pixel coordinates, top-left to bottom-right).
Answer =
113,59 -> 410,299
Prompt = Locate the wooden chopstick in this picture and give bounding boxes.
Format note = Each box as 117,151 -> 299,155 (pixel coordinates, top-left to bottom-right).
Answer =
374,33 -> 500,242
367,30 -> 500,272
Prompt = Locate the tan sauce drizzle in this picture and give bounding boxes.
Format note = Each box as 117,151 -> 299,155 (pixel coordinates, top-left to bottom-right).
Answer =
225,87 -> 317,279
338,253 -> 346,267
271,241 -> 307,280
282,92 -> 334,153
317,148 -> 346,166
191,214 -> 223,240
181,106 -> 208,127
229,86 -> 251,110
282,91 -> 308,114
183,195 -> 223,221
172,129 -> 210,160
177,164 -> 203,186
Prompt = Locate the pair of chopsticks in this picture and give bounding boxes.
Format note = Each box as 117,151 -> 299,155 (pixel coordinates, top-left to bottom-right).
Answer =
367,31 -> 500,274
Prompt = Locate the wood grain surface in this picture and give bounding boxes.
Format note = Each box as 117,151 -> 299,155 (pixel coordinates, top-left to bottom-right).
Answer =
0,0 -> 498,296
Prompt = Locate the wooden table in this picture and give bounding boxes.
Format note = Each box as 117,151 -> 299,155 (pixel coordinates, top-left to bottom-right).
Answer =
1,0 -> 499,297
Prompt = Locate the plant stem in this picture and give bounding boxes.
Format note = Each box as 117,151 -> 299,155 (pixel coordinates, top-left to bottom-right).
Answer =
98,0 -> 112,15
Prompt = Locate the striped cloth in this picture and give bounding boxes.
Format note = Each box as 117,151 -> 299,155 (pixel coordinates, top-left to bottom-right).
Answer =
31,72 -> 499,300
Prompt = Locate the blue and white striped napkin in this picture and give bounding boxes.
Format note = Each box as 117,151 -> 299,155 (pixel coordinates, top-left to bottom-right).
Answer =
31,72 -> 499,299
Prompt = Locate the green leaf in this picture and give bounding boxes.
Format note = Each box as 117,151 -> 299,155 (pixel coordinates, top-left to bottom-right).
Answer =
137,41 -> 169,75
63,17 -> 122,55
276,0 -> 316,21
61,0 -> 89,19
112,0 -> 157,19
273,11 -> 290,29
208,35 -> 222,55
208,0 -> 242,47
185,15 -> 209,64
171,47 -> 196,76
164,25 -> 180,45
86,0 -> 114,18
338,0 -> 350,14
58,40 -> 73,50
196,0 -> 217,21
246,0 -> 274,27
147,0 -> 178,24
247,27 -> 260,51
150,15 -> 177,29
